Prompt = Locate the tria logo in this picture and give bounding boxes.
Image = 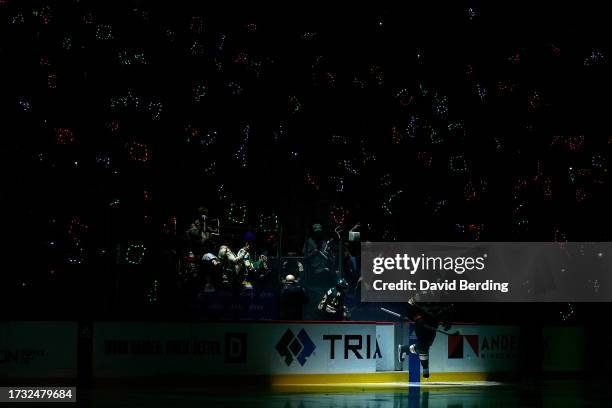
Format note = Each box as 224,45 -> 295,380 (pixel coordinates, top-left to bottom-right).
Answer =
448,334 -> 479,358
276,328 -> 316,366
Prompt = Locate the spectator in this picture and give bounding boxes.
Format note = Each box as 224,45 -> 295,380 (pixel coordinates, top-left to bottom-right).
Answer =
303,223 -> 335,289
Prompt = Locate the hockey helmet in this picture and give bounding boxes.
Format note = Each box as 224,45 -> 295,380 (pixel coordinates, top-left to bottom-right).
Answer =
336,278 -> 349,291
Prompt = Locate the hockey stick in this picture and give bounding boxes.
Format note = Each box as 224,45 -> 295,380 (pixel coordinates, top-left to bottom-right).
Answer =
380,307 -> 406,320
379,307 -> 460,336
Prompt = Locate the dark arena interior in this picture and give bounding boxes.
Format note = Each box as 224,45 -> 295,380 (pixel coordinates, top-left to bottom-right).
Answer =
2,1 -> 612,407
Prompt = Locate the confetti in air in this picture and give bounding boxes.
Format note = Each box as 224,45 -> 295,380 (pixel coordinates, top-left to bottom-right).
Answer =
4,2 -> 612,312
234,124 -> 250,168
124,242 -> 146,265
95,24 -> 114,40
227,202 -> 248,224
382,190 -> 403,216
55,128 -> 75,144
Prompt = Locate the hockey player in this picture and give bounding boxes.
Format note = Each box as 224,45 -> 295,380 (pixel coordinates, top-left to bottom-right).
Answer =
397,299 -> 454,378
317,278 -> 351,320
235,232 -> 269,289
201,252 -> 222,291
217,243 -> 245,288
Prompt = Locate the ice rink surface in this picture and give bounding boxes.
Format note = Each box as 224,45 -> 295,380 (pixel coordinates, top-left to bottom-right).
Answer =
77,380 -> 611,408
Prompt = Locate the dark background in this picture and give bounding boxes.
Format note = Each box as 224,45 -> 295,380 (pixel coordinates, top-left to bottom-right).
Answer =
1,1 -> 611,333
